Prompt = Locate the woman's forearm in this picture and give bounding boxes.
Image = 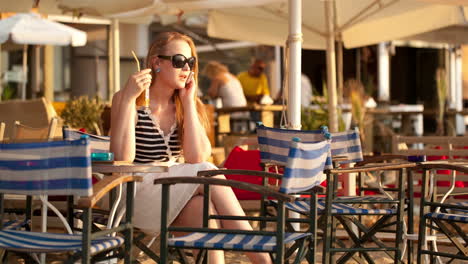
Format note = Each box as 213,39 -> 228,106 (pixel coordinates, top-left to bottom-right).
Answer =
110,92 -> 137,162
182,102 -> 212,163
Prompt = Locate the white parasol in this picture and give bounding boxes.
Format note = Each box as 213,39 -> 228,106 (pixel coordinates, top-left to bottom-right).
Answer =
0,12 -> 87,99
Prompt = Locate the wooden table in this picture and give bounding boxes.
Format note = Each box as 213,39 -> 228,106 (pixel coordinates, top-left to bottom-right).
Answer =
92,161 -> 168,174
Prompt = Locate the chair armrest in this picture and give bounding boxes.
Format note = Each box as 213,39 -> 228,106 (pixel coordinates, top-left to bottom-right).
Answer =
416,162 -> 468,173
197,169 -> 283,179
77,174 -> 143,208
154,176 -> 293,202
356,154 -> 409,166
330,162 -> 416,174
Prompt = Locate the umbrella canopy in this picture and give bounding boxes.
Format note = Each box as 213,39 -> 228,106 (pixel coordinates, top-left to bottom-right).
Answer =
205,0 -> 468,49
0,13 -> 87,46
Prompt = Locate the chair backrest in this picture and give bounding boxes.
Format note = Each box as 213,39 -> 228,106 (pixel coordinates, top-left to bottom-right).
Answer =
0,97 -> 59,139
330,127 -> 364,165
256,124 -> 363,169
392,135 -> 468,159
62,126 -> 110,153
280,138 -> 331,194
256,124 -> 329,166
393,135 -> 468,201
11,117 -> 58,142
0,138 -> 92,196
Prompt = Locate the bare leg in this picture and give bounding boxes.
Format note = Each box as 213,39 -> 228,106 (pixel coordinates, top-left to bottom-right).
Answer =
196,175 -> 273,264
172,195 -> 225,264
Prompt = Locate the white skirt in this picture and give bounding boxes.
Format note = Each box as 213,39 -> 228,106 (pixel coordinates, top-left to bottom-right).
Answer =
133,161 -> 217,235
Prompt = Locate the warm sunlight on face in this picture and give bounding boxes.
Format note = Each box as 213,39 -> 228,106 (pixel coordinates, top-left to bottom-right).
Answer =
158,40 -> 193,90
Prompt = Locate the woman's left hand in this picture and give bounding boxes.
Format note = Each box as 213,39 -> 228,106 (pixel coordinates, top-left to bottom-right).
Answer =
179,72 -> 196,105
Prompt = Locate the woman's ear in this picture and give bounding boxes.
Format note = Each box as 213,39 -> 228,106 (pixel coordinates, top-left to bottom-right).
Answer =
151,56 -> 159,69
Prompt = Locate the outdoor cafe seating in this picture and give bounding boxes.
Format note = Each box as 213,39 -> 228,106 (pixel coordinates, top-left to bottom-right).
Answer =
0,138 -> 141,263
417,163 -> 468,263
155,137 -> 331,264
1,118 -> 467,263
62,126 -> 169,263
196,123 -> 412,263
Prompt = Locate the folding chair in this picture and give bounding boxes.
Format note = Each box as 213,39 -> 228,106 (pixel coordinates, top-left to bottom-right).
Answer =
323,158 -> 414,263
256,126 -> 410,263
3,118 -> 59,231
0,138 -> 141,263
417,162 -> 468,263
155,137 -> 331,264
199,124 -> 360,262
62,126 -> 170,263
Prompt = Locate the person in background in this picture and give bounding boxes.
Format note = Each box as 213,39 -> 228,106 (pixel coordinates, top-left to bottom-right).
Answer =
237,59 -> 270,104
203,61 -> 247,110
110,31 -> 271,264
203,61 -> 249,132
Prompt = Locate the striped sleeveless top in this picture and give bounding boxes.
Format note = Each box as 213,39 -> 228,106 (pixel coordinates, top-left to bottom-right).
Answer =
134,108 -> 182,163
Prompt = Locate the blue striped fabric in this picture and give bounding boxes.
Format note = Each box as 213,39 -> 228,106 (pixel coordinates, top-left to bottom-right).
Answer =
0,230 -> 123,254
284,200 -> 396,215
2,219 -> 29,230
330,128 -> 363,164
168,232 -> 310,251
425,212 -> 468,223
62,128 -> 110,153
449,201 -> 468,214
256,124 -> 332,168
0,138 -> 92,196
279,139 -> 331,194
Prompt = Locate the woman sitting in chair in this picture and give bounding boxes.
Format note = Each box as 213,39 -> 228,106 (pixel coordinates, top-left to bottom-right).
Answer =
110,31 -> 271,264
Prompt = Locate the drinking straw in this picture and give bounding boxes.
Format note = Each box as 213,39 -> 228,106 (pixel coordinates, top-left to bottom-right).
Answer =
131,50 -> 149,108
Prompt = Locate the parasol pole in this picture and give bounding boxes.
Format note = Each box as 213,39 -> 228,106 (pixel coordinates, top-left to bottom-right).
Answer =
22,44 -> 27,100
325,0 -> 338,132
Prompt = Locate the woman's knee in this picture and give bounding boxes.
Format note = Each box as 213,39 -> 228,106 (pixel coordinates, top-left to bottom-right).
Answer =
197,161 -> 218,171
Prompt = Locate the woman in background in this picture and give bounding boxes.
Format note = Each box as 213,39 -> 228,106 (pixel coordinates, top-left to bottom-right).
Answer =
203,61 -> 250,132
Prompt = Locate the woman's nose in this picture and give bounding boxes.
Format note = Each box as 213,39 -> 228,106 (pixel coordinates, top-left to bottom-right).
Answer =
182,62 -> 191,71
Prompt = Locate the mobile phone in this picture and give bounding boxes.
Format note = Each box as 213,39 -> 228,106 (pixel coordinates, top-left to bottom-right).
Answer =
185,71 -> 193,87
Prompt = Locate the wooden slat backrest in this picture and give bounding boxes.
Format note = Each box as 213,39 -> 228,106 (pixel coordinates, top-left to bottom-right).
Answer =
393,135 -> 468,159
393,135 -> 468,200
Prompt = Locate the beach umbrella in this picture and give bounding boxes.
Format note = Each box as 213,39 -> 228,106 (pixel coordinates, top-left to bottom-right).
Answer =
0,12 -> 87,99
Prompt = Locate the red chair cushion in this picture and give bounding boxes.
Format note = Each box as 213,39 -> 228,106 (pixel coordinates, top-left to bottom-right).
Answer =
223,146 -> 264,200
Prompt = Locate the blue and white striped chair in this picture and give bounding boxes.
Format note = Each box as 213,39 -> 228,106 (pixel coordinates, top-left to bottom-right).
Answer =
62,126 -> 170,263
0,138 -> 141,264
155,137 -> 331,264
257,126 -> 409,263
417,163 -> 468,263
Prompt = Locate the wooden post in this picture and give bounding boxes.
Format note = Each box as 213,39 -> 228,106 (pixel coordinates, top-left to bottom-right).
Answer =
44,45 -> 54,102
325,0 -> 338,132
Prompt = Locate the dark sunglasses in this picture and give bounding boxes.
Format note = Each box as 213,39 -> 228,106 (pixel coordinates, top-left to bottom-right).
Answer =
157,54 -> 196,69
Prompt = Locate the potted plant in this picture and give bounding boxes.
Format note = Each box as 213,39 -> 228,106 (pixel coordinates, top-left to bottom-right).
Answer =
60,96 -> 105,135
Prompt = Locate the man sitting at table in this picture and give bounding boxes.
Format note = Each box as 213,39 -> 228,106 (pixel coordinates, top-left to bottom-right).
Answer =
237,59 -> 271,104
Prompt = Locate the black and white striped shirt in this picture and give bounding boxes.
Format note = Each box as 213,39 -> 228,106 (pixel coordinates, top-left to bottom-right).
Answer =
134,108 -> 182,163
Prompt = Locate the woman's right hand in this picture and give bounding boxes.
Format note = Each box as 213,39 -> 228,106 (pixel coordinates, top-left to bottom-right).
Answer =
123,68 -> 152,100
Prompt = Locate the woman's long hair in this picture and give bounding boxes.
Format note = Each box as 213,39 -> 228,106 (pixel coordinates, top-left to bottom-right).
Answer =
202,61 -> 229,80
136,31 -> 209,144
